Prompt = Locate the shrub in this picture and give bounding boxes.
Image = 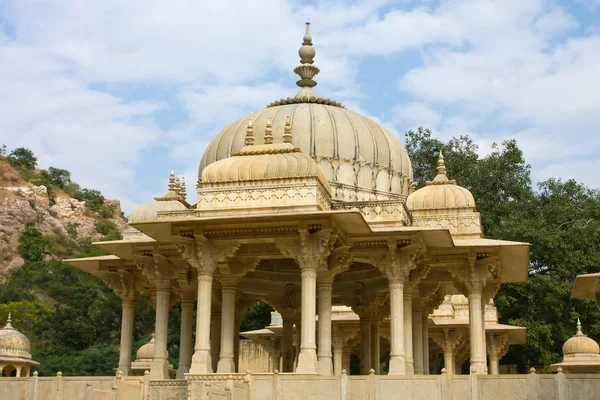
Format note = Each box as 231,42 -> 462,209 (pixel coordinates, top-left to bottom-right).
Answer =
18,222 -> 51,262
95,220 -> 117,235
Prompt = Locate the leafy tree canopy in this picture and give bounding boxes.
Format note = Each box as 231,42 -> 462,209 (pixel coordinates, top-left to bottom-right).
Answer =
6,147 -> 37,170
18,221 -> 51,262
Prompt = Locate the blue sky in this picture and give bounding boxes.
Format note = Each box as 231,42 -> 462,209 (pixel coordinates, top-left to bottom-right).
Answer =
1,0 -> 599,213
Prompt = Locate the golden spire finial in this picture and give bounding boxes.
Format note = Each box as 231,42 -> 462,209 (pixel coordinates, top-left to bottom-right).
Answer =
168,169 -> 176,192
245,119 -> 254,146
264,118 -> 273,145
283,116 -> 293,144
180,176 -> 187,201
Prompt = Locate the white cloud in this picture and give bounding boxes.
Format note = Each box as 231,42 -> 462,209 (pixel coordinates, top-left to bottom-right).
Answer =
1,0 -> 599,215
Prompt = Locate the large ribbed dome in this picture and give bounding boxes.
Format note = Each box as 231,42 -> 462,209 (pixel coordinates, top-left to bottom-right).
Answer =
0,314 -> 31,359
199,23 -> 412,202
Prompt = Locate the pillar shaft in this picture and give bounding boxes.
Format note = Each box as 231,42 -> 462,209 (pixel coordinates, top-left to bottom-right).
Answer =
190,272 -> 213,374
293,319 -> 301,371
403,290 -> 414,375
481,302 -> 488,374
333,339 -> 343,376
217,286 -> 237,373
150,284 -> 171,379
342,347 -> 351,373
443,351 -> 454,375
468,286 -> 486,374
297,268 -> 318,373
118,299 -> 135,376
371,321 -> 380,374
282,318 -> 294,372
317,282 -> 333,375
176,299 -> 195,378
210,314 -> 221,373
388,280 -> 406,374
233,318 -> 241,372
422,311 -> 430,375
490,355 -> 499,375
412,305 -> 424,375
360,317 -> 372,375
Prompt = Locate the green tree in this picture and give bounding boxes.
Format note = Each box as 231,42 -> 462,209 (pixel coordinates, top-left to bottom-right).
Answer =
17,222 -> 51,262
404,127 -> 600,370
79,188 -> 105,211
240,301 -> 274,332
6,147 -> 37,170
47,167 -> 72,188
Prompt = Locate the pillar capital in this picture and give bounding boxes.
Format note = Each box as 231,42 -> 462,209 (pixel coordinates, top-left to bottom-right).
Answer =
274,229 -> 334,272
448,256 -> 501,296
378,245 -> 426,284
175,236 -> 240,274
486,332 -> 509,358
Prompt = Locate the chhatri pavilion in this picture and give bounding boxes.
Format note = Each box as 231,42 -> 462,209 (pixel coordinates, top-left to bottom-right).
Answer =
65,22 -> 529,381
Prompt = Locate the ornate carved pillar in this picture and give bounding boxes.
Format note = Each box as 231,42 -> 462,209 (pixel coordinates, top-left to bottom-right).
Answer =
317,275 -> 333,375
281,313 -> 295,372
104,269 -> 137,376
371,319 -> 381,374
150,278 -> 171,379
449,256 -> 501,375
359,316 -> 372,375
176,276 -> 196,379
298,266 -> 318,373
275,230 -> 334,374
332,329 -> 344,376
118,299 -> 136,376
217,276 -> 239,373
210,313 -> 221,373
487,333 -> 509,375
176,237 -> 239,374
431,328 -> 465,376
403,288 -> 414,375
422,311 -> 430,375
412,299 -> 424,375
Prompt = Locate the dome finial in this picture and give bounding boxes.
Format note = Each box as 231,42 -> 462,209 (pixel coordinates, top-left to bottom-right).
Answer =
175,174 -> 181,195
294,22 -> 320,91
180,176 -> 187,201
264,118 -> 273,145
4,312 -> 14,330
437,150 -> 447,176
245,119 -> 254,146
168,168 -> 176,192
577,318 -> 583,336
283,116 -> 293,144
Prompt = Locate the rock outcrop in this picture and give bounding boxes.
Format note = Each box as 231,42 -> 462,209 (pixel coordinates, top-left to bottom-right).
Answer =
0,184 -> 127,275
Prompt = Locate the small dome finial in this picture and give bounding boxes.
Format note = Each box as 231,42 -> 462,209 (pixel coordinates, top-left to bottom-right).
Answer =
175,173 -> 181,195
168,169 -> 176,192
245,119 -> 254,146
3,312 -> 14,330
264,118 -> 273,145
300,21 -> 314,64
577,318 -> 583,336
180,176 -> 187,201
283,116 -> 293,144
437,150 -> 447,176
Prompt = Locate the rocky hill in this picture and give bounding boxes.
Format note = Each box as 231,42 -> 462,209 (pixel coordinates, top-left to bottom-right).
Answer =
0,157 -> 128,275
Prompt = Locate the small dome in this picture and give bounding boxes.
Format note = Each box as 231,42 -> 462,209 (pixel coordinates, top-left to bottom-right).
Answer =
129,170 -> 188,223
563,319 -> 600,356
0,314 -> 32,359
201,119 -> 331,192
406,152 -> 475,211
136,334 -> 166,361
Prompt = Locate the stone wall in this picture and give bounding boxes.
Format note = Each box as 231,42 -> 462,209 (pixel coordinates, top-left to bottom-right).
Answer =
237,339 -> 271,373
2,371 -> 600,400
